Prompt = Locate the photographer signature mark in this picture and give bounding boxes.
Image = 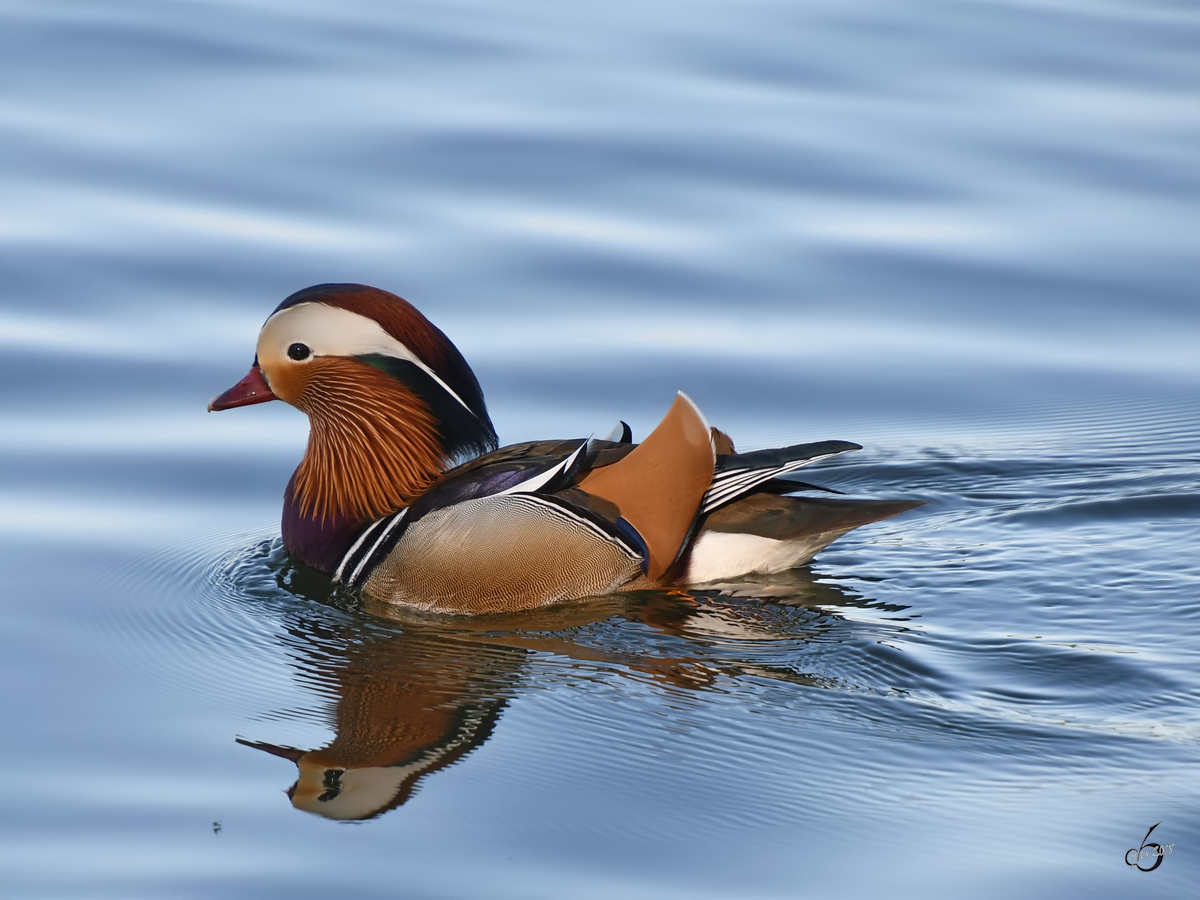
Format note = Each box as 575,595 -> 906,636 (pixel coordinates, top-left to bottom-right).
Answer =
1125,822 -> 1173,872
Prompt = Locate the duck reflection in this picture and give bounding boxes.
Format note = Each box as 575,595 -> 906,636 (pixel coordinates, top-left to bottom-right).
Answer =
240,567 -> 901,820
238,617 -> 523,820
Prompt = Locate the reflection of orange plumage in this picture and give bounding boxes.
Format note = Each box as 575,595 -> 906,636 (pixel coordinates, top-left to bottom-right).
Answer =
240,582 -> 863,821
211,283 -> 922,614
241,626 -> 517,820
303,655 -> 474,771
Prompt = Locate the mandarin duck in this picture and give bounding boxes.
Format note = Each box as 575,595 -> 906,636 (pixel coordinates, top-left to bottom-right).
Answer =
210,284 -> 921,615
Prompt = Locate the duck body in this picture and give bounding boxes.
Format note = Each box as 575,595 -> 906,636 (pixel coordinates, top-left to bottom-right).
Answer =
212,284 -> 921,615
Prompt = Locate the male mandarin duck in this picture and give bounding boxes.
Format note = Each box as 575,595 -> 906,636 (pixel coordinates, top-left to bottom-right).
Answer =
210,284 -> 921,615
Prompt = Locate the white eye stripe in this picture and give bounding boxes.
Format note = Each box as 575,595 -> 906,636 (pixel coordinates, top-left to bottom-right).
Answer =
258,302 -> 474,415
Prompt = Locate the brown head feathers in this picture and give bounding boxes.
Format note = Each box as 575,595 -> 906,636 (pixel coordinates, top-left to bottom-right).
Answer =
273,284 -> 493,428
261,285 -> 498,523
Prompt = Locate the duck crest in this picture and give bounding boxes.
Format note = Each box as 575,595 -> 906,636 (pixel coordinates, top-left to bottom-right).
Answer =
276,283 -> 493,429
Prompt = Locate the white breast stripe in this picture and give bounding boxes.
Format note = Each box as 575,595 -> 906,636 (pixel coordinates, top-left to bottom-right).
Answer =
333,517 -> 387,582
347,508 -> 409,585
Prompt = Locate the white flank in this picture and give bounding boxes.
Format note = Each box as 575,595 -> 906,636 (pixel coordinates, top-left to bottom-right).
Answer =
684,531 -> 835,583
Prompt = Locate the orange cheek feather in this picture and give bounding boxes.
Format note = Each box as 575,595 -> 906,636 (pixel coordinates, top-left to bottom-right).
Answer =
286,358 -> 448,522
258,356 -> 310,406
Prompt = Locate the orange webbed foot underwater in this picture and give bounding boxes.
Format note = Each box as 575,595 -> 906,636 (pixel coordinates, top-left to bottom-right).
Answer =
211,283 -> 923,614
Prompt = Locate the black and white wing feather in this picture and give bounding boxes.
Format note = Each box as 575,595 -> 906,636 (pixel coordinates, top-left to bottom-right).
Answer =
700,440 -> 861,515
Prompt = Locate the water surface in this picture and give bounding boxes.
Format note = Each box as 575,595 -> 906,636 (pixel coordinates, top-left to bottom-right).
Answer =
1,1 -> 1198,897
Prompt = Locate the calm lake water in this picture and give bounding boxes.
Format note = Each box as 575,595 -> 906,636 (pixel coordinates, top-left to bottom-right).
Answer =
1,0 -> 1198,897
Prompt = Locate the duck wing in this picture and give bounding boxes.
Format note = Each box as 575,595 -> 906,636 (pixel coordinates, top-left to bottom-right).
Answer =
334,437 -> 642,592
701,440 -> 862,514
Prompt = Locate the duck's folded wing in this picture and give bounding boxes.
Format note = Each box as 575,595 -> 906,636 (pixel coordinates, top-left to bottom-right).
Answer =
701,440 -> 861,514
400,439 -> 601,519
334,438 -> 644,594
413,437 -> 637,509
361,492 -> 647,613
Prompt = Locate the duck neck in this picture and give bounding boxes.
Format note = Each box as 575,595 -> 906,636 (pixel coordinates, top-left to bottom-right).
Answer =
282,427 -> 446,576
278,357 -> 498,574
293,360 -> 450,508
281,367 -> 452,573
282,473 -> 374,575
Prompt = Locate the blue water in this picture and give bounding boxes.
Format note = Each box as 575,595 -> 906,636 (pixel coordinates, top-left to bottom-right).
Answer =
1,0 -> 1198,896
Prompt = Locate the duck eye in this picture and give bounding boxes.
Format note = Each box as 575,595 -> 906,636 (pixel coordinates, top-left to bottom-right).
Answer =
287,342 -> 311,361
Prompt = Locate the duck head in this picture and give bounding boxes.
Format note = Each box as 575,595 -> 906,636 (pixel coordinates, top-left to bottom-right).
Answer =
211,284 -> 498,569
